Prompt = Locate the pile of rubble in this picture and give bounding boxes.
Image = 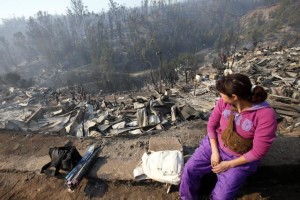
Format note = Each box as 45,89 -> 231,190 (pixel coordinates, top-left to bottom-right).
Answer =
0,85 -> 204,137
1,45 -> 299,137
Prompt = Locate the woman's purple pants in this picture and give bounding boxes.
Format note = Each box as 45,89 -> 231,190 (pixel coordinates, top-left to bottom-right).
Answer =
179,136 -> 260,200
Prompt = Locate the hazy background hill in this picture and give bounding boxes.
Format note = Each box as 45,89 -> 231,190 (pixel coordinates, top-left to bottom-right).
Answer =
0,0 -> 299,93
240,0 -> 300,47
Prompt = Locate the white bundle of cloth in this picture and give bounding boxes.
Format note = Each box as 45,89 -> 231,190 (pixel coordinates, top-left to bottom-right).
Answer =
133,150 -> 184,185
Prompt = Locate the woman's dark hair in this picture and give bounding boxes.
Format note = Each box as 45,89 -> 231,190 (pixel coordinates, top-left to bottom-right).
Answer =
216,73 -> 267,103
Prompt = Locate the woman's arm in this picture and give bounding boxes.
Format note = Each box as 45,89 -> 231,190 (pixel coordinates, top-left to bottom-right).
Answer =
208,99 -> 225,166
210,138 -> 221,166
210,138 -> 219,153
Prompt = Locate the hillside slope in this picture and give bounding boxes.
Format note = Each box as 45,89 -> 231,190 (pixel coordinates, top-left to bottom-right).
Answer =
239,1 -> 300,47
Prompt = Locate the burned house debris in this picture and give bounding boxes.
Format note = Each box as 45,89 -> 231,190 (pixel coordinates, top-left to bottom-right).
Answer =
2,46 -> 298,138
0,86 -> 203,138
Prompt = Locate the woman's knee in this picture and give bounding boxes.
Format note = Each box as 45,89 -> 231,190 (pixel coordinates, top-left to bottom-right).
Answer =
211,170 -> 250,200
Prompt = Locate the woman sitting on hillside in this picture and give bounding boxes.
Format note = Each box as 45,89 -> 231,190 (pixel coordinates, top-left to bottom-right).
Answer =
180,73 -> 277,200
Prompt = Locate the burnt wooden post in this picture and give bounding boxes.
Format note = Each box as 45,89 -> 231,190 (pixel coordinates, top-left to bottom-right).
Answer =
156,51 -> 162,93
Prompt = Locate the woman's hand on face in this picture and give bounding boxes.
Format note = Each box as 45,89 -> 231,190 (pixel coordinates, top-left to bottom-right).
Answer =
212,161 -> 231,174
211,151 -> 221,167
